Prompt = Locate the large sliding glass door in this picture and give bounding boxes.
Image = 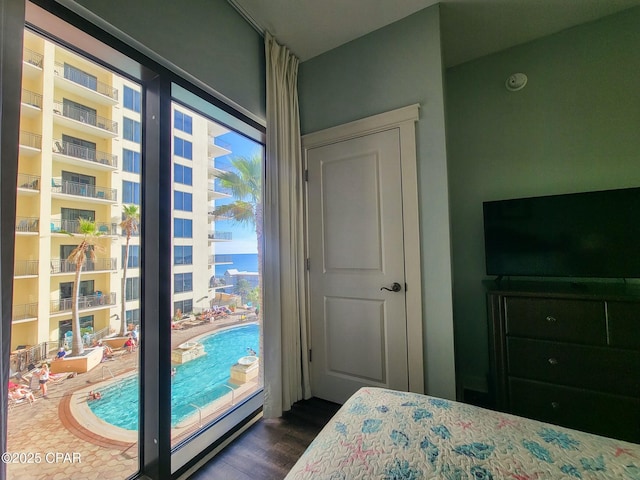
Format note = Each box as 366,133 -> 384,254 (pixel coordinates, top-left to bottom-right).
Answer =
169,88 -> 264,473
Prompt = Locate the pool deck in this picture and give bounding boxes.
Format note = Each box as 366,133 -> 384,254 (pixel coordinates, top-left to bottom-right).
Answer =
6,313 -> 260,480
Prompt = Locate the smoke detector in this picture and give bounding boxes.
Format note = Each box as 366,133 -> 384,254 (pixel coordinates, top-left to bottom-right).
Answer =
505,73 -> 528,91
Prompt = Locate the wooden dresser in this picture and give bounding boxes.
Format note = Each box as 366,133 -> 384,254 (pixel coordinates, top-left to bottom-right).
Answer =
487,281 -> 640,443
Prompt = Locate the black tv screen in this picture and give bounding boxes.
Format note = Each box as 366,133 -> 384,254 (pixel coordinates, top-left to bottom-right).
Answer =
483,187 -> 640,278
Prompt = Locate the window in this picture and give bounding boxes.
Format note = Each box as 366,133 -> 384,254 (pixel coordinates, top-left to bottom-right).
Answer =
122,245 -> 140,268
62,170 -> 95,185
174,245 -> 192,265
126,308 -> 140,325
123,85 -> 141,113
174,110 -> 192,134
7,12 -> 265,479
174,273 -> 193,293
174,191 -> 192,211
123,149 -> 140,173
173,218 -> 192,238
123,180 -> 140,204
61,134 -> 96,161
125,277 -> 140,301
174,164 -> 192,185
63,63 -> 97,91
63,98 -> 97,124
173,136 -> 192,159
174,299 -> 193,316
59,315 -> 94,344
124,117 -> 141,143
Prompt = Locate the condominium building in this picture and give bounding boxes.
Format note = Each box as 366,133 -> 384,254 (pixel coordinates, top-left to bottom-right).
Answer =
12,30 -> 231,362
171,103 -> 232,318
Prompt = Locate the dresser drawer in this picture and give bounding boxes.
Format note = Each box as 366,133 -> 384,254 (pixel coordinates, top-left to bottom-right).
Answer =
509,378 -> 640,443
505,297 -> 606,344
607,301 -> 640,350
507,337 -> 640,397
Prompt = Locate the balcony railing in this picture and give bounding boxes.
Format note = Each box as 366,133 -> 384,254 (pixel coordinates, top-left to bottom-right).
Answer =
214,254 -> 233,264
51,219 -> 118,235
23,48 -> 43,68
16,217 -> 39,233
208,231 -> 232,241
12,303 -> 38,321
17,173 -> 40,191
51,179 -> 117,202
53,100 -> 118,135
21,88 -> 43,109
50,257 -> 117,274
50,292 -> 116,313
14,260 -> 38,277
54,61 -> 118,101
52,139 -> 118,168
19,131 -> 42,150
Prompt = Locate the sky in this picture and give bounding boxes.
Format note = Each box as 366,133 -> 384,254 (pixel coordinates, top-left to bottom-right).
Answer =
212,129 -> 262,255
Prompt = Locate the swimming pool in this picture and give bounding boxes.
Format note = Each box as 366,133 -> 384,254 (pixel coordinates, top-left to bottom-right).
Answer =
88,324 -> 260,430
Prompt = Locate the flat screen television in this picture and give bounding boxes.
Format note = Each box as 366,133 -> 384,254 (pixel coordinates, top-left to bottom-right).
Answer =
483,187 -> 640,279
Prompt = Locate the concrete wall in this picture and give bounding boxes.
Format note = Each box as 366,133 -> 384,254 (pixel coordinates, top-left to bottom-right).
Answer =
299,5 -> 456,400
69,0 -> 265,119
445,7 -> 640,394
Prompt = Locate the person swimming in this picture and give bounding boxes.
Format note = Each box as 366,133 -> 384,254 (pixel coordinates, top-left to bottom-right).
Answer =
88,390 -> 102,400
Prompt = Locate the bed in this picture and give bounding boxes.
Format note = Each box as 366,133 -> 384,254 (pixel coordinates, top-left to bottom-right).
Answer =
285,387 -> 640,479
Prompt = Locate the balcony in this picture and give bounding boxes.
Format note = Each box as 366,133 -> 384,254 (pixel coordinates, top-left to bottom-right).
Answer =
50,292 -> 116,314
14,260 -> 38,277
208,141 -> 232,159
19,131 -> 42,156
17,173 -> 40,194
207,185 -> 231,200
53,61 -> 118,105
50,257 -> 117,275
51,219 -> 118,236
13,303 -> 38,323
21,89 -> 42,118
51,178 -> 117,203
208,160 -> 228,177
53,100 -> 118,138
22,48 -> 43,80
208,231 -> 232,242
16,217 -> 39,234
214,254 -> 233,264
52,139 -> 118,170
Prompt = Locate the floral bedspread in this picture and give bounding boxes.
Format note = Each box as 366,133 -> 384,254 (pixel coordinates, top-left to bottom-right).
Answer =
285,387 -> 640,479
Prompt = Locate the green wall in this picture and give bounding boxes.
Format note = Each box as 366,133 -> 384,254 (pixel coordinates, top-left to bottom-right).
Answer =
446,7 -> 640,394
69,0 -> 265,120
299,5 -> 456,400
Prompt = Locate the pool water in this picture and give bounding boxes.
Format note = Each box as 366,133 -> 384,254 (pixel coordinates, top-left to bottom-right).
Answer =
88,324 -> 260,430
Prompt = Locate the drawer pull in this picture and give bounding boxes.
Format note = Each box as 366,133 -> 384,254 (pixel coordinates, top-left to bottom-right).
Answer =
546,316 -> 557,323
548,358 -> 558,365
551,401 -> 560,410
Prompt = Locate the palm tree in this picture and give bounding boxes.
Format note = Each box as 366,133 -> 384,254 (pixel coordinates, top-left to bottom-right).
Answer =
120,205 -> 140,336
211,154 -> 263,317
66,218 -> 102,356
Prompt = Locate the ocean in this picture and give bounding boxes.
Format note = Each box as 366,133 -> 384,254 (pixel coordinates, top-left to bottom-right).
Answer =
214,253 -> 259,277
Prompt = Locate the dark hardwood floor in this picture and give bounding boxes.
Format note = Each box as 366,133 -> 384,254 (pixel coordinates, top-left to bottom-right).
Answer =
188,397 -> 340,480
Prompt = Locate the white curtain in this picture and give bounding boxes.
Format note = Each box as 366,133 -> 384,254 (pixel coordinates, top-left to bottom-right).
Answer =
263,32 -> 311,418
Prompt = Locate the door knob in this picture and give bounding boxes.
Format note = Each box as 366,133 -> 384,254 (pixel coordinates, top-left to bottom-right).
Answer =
381,282 -> 402,292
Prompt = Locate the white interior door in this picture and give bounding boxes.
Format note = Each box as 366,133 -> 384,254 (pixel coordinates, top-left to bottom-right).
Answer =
306,127 -> 409,404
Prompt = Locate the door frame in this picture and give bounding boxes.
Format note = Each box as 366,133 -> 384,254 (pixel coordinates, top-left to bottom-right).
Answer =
302,104 -> 424,394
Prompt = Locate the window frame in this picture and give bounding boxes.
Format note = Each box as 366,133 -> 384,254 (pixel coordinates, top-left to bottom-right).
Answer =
2,2 -> 266,479
124,85 -> 142,113
123,149 -> 141,173
124,117 -> 142,143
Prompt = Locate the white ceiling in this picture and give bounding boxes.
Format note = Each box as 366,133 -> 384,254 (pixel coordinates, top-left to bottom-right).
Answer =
229,0 -> 640,67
